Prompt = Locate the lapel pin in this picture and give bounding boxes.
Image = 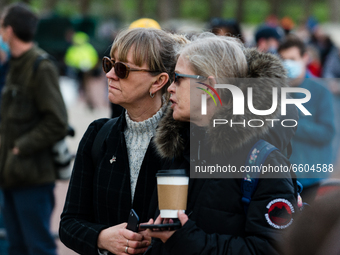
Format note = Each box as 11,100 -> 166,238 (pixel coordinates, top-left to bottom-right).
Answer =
110,156 -> 116,164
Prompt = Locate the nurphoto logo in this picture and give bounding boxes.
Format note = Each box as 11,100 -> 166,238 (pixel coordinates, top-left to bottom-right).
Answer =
198,83 -> 311,128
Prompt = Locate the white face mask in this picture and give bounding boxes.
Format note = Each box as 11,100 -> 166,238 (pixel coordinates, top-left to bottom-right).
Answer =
282,59 -> 303,79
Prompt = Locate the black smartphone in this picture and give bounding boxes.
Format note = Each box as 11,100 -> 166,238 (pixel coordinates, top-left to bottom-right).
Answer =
126,209 -> 139,232
139,221 -> 181,230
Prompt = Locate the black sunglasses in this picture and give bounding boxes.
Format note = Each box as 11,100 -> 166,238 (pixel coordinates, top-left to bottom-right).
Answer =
173,72 -> 207,83
102,56 -> 160,79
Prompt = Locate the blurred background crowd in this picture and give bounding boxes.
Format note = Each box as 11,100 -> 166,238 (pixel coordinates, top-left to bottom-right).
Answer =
1,0 -> 339,109
1,0 -> 340,254
1,0 -> 340,111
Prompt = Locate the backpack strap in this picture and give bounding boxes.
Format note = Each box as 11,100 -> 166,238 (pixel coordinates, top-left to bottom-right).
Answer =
33,54 -> 48,73
91,117 -> 119,167
241,139 -> 278,214
30,54 -> 58,90
33,54 -> 75,138
33,54 -> 57,74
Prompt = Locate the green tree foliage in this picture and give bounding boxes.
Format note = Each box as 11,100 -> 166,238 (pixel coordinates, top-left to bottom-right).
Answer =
1,0 -> 335,24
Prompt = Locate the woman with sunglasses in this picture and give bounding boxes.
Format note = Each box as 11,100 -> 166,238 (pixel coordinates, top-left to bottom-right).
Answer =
144,33 -> 300,255
59,28 -> 189,255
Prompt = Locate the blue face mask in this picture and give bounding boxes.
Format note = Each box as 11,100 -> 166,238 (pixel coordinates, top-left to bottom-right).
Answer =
282,59 -> 303,79
0,36 -> 10,55
0,36 -> 10,65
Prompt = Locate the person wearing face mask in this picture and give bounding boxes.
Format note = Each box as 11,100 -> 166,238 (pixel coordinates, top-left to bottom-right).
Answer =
0,34 -> 9,255
0,35 -> 9,108
278,35 -> 335,204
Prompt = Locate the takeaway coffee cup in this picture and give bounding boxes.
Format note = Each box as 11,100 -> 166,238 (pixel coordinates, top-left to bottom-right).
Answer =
156,169 -> 189,218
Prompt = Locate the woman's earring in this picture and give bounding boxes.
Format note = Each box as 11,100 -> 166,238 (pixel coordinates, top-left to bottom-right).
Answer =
150,92 -> 155,98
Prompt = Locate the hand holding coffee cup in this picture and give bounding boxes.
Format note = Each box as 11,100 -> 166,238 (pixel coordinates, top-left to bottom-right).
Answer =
156,169 -> 189,218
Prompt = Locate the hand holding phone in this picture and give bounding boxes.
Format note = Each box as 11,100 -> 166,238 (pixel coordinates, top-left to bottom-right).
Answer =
139,221 -> 181,230
141,211 -> 189,243
126,209 -> 139,232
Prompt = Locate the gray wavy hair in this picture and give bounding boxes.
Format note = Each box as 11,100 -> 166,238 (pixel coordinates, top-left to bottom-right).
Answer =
177,32 -> 248,83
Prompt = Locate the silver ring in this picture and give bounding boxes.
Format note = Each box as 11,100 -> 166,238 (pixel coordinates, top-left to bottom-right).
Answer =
125,246 -> 129,254
127,239 -> 129,247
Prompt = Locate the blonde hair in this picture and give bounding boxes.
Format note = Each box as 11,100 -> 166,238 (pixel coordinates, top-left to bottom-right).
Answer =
110,28 -> 189,92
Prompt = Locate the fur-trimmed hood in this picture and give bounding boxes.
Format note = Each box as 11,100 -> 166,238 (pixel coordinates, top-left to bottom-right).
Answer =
154,48 -> 292,159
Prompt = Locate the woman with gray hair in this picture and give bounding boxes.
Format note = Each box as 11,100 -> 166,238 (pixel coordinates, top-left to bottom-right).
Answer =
59,28 -> 188,255
145,33 -> 299,255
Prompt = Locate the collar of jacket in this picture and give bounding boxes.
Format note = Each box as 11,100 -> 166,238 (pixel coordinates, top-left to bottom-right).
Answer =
154,48 -> 291,159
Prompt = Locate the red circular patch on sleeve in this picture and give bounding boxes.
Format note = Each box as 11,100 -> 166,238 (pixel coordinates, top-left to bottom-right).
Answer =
265,198 -> 294,229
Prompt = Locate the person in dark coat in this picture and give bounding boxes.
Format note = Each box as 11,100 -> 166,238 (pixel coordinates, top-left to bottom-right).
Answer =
0,4 -> 68,255
144,33 -> 299,255
59,28 -> 189,255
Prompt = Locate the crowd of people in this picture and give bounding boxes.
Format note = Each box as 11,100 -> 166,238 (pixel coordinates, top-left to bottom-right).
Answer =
0,2 -> 340,255
210,17 -> 340,204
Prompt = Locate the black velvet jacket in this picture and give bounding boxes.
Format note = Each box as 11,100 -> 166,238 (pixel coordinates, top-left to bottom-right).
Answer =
59,113 -> 163,255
